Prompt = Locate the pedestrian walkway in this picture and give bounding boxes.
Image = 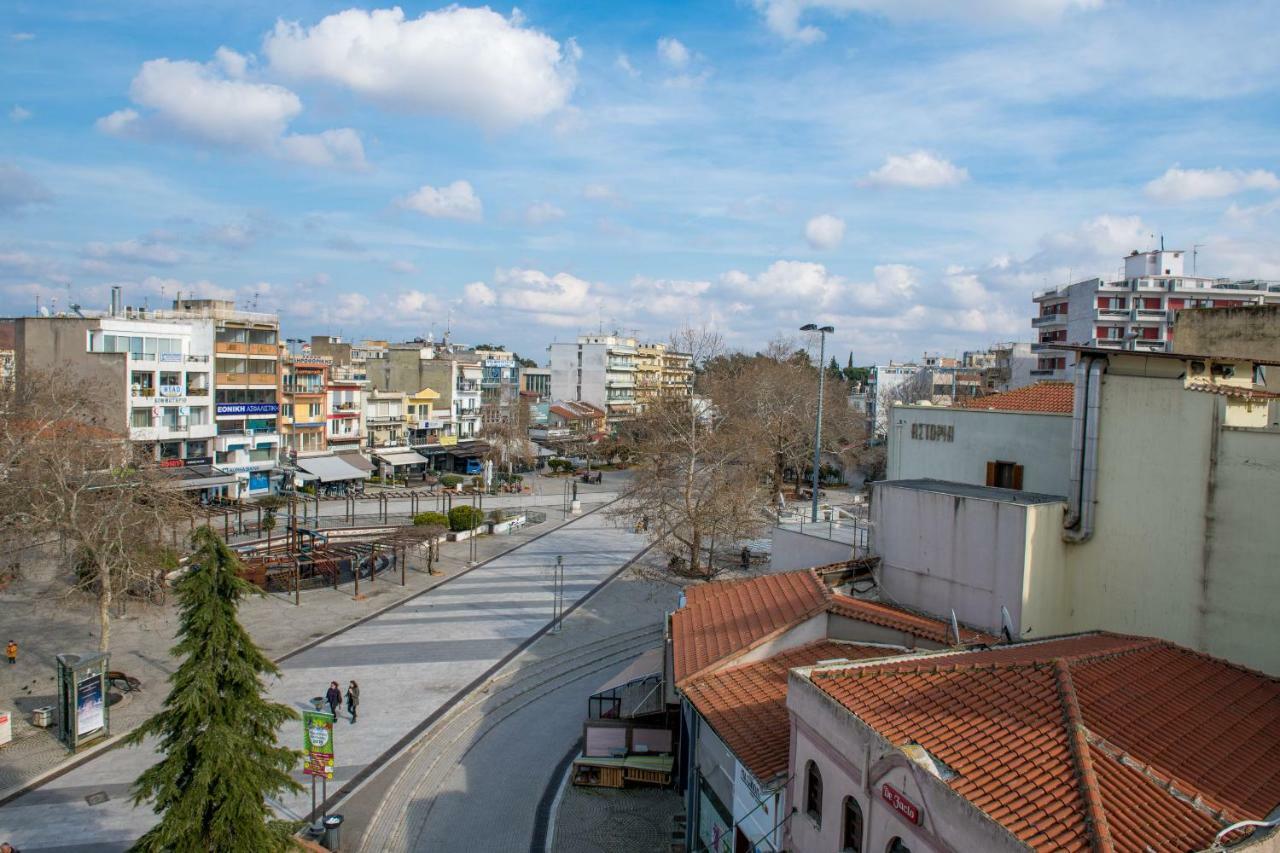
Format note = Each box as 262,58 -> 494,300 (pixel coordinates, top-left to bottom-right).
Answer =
0,508 -> 651,852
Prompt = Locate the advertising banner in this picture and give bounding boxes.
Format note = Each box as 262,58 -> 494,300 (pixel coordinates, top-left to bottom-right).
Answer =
303,710 -> 335,779
216,403 -> 280,416
76,674 -> 104,737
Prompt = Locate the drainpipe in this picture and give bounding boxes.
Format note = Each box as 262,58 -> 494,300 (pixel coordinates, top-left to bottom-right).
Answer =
1063,356 -> 1106,543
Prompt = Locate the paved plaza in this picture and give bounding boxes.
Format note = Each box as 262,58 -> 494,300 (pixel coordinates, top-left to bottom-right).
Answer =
0,504 -> 650,851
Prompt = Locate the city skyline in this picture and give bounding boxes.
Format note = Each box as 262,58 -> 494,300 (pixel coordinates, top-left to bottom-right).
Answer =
2,0 -> 1278,362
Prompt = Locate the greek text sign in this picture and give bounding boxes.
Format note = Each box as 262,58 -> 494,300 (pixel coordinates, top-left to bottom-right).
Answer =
216,403 -> 280,416
910,423 -> 954,442
882,783 -> 921,825
302,710 -> 335,779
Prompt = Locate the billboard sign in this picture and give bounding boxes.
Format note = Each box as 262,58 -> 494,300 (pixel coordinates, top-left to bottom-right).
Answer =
216,403 -> 280,416
882,783 -> 921,825
302,710 -> 335,779
76,674 -> 105,738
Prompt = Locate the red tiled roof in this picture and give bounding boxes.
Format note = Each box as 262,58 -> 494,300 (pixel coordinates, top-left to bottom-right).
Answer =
810,633 -> 1280,852
671,571 -> 828,684
671,569 -> 994,685
683,640 -> 905,782
958,381 -> 1074,414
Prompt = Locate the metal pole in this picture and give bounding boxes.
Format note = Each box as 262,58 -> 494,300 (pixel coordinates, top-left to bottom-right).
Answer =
811,330 -> 827,523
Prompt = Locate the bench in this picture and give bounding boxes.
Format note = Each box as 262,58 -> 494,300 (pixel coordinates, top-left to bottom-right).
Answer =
107,671 -> 142,693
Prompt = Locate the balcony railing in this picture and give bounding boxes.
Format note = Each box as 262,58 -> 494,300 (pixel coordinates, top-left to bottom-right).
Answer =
1095,308 -> 1129,318
1029,341 -> 1067,353
187,354 -> 210,363
1132,308 -> 1167,321
1032,315 -> 1066,327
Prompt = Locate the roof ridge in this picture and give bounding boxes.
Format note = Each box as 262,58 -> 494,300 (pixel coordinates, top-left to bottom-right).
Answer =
1054,658 -> 1115,853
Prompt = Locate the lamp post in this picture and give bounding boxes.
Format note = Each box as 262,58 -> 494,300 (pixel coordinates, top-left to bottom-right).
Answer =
800,323 -> 834,523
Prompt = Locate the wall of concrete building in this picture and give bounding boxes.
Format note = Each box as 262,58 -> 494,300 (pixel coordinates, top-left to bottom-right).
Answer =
1173,304 -> 1280,361
5,318 -> 128,431
886,404 -> 1072,495
769,527 -> 852,571
872,484 -> 1033,637
1019,501 -> 1071,638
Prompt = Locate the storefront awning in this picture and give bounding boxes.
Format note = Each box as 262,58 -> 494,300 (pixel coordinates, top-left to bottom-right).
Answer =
446,442 -> 489,458
335,451 -> 375,472
295,454 -> 372,483
373,448 -> 431,468
172,474 -> 241,490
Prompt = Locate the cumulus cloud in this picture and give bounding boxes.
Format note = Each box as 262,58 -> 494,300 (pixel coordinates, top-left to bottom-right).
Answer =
399,180 -> 483,222
755,0 -> 1101,43
96,54 -> 363,168
214,46 -> 249,79
1144,167 -> 1280,203
629,276 -> 712,316
524,201 -> 566,225
615,54 -> 639,78
464,280 -> 496,306
264,6 -> 576,129
0,163 -> 53,215
657,37 -> 690,69
722,260 -> 846,307
861,151 -> 969,189
9,106 -> 31,123
805,214 -> 845,250
85,237 -> 186,266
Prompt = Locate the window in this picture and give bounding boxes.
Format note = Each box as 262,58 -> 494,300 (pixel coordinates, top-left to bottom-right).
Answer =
842,796 -> 864,852
805,760 -> 823,826
131,409 -> 153,428
986,460 -> 1024,490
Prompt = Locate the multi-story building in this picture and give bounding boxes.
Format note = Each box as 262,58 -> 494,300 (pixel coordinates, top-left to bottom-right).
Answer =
363,389 -> 407,448
548,334 -> 642,422
963,341 -> 1035,393
519,366 -> 551,402
631,343 -> 695,411
325,367 -> 364,449
662,349 -> 694,398
866,362 -> 922,435
475,348 -> 520,425
280,355 -> 328,457
1031,249 -> 1280,380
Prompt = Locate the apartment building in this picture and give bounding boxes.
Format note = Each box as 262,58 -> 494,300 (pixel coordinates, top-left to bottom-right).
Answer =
325,368 -> 364,448
548,334 -> 695,422
662,349 -> 694,397
365,340 -> 483,467
1,296 -> 218,466
1031,249 -> 1280,380
363,389 -> 407,448
632,342 -> 695,410
475,348 -> 520,425
280,355 -> 328,457
519,366 -> 551,402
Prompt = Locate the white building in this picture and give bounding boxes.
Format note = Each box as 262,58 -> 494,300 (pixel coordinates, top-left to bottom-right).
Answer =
548,334 -> 638,422
1031,249 -> 1280,380
865,362 -> 922,435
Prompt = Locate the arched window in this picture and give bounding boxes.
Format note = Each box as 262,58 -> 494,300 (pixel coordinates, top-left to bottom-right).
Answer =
842,796 -> 864,852
804,760 -> 823,826
886,838 -> 912,853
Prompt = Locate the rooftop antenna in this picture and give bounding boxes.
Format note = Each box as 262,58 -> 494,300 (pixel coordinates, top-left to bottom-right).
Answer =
949,609 -> 961,646
1193,243 -> 1205,275
1160,234 -> 1165,251
1000,606 -> 1015,644
250,289 -> 260,311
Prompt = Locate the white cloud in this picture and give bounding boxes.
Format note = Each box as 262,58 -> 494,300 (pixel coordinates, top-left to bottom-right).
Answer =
205,222 -> 257,250
85,238 -> 186,266
10,33 -> 35,42
861,151 -> 969,189
264,6 -> 576,129
722,260 -> 845,307
615,54 -> 639,78
1144,167 -> 1280,203
399,180 -> 483,222
657,37 -> 690,69
9,106 -> 31,123
96,54 -> 362,168
464,281 -> 496,306
805,214 -> 845,250
138,275 -> 236,302
582,183 -> 618,203
629,276 -> 712,316
388,259 -> 418,274
279,128 -> 366,169
0,163 -> 52,215
524,201 -> 566,225
755,0 -> 1101,43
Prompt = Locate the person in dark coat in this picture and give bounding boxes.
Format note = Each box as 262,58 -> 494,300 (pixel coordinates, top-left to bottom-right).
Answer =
325,681 -> 342,719
346,680 -> 360,723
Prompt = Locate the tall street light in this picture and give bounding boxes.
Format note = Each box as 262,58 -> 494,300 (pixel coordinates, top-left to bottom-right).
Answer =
800,323 -> 834,523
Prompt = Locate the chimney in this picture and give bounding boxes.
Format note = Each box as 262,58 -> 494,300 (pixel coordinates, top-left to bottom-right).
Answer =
110,286 -> 122,317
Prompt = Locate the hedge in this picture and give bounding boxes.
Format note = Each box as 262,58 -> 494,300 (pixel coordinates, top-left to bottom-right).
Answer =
448,505 -> 486,532
440,474 -> 463,488
413,511 -> 449,528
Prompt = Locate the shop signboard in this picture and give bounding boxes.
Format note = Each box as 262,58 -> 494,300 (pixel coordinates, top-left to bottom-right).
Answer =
882,783 -> 921,825
159,352 -> 183,363
302,710 -> 335,779
216,403 -> 280,416
159,384 -> 184,397
184,455 -> 213,467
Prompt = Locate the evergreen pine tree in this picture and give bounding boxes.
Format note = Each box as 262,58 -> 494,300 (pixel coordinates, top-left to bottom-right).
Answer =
127,526 -> 302,852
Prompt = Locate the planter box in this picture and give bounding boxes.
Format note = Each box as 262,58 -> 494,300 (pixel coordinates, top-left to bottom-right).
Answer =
489,513 -> 526,535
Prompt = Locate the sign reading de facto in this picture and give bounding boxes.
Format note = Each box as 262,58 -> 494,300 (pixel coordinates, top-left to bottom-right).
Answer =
882,783 -> 921,825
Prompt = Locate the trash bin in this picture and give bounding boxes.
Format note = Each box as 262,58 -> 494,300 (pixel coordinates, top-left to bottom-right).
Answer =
310,697 -> 325,712
31,706 -> 54,727
322,814 -> 343,851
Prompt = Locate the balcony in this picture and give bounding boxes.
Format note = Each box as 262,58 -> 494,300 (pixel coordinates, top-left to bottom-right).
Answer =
1131,339 -> 1167,351
1029,341 -> 1067,353
1136,278 -> 1169,291
217,372 -> 278,386
1092,339 -> 1124,349
1098,279 -> 1130,291
1132,308 -> 1167,322
1032,314 -> 1067,327
215,341 -> 250,355
248,344 -> 278,357
1029,368 -> 1062,377
1095,308 -> 1129,319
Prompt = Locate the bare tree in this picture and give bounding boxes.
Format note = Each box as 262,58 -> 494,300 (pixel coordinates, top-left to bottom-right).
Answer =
482,385 -> 535,475
0,370 -> 186,651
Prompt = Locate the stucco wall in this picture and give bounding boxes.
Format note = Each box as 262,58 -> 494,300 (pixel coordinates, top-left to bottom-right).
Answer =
1019,501 -> 1071,638
872,483 -> 1032,636
886,404 -> 1072,495
1173,305 -> 1280,361
769,526 -> 852,571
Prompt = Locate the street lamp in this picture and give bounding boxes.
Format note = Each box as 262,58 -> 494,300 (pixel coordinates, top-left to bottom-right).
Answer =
800,323 -> 834,523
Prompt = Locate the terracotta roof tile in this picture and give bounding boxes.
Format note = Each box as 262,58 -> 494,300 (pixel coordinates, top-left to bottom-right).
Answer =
810,633 -> 1280,852
683,640 -> 904,782
825,593 -> 996,645
958,381 -> 1075,414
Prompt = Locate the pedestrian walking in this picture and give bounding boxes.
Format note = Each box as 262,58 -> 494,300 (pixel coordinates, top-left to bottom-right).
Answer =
346,680 -> 360,724
5,640 -> 16,665
740,547 -> 751,570
325,681 -> 342,719
2,840 -> 21,853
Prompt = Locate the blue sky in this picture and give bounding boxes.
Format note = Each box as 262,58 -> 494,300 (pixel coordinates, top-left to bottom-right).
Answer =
2,0 -> 1278,363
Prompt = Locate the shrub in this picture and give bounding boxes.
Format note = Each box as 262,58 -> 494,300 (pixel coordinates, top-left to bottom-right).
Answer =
448,505 -> 486,532
548,458 -> 572,473
439,474 -> 463,488
413,511 -> 448,528
510,474 -> 523,483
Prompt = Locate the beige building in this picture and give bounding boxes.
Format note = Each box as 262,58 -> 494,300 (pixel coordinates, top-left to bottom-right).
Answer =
873,346 -> 1280,674
1173,303 -> 1280,361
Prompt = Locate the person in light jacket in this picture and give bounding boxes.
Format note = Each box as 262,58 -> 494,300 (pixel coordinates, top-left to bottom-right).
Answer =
346,680 -> 360,724
325,681 -> 342,719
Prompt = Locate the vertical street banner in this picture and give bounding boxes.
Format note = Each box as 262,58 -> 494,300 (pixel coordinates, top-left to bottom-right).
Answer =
76,674 -> 104,738
303,710 -> 335,779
